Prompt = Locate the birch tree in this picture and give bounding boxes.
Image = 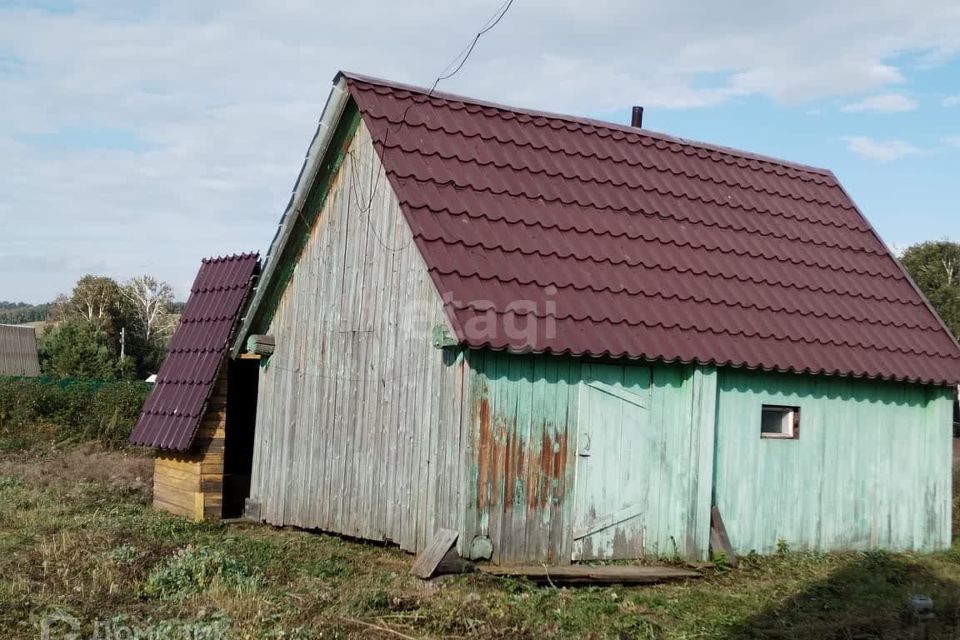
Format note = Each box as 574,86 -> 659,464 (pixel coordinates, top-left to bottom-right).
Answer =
121,276 -> 175,347
55,275 -> 122,330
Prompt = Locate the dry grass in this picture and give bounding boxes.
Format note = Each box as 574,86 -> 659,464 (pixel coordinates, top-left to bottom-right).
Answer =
3,443 -> 960,639
0,441 -> 151,491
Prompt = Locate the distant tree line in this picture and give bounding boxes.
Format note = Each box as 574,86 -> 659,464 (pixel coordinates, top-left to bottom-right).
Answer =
34,275 -> 180,381
0,301 -> 52,325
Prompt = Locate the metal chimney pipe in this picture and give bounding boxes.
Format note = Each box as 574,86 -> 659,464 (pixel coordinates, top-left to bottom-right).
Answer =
631,106 -> 644,128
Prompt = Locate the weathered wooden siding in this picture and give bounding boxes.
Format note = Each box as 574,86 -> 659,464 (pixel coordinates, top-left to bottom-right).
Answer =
460,351 -> 578,565
714,370 -> 953,554
461,353 -> 717,564
249,120 -> 465,553
0,324 -> 40,377
153,366 -> 227,520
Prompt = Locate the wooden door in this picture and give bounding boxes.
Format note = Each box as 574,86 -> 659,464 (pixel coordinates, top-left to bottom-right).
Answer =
572,364 -> 652,561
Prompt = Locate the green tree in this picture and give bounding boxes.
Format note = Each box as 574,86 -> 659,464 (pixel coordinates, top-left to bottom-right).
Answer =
54,275 -> 123,329
0,301 -> 52,324
121,275 -> 176,376
900,240 -> 960,338
38,319 -> 120,380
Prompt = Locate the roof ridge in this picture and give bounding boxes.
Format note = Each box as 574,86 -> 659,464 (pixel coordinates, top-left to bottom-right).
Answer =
201,251 -> 260,264
338,70 -> 835,179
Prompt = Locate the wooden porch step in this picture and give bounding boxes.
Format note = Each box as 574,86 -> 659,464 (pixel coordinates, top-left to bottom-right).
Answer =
477,564 -> 701,585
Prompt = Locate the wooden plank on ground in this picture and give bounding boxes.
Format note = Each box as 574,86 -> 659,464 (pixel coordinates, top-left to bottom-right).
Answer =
410,528 -> 459,579
709,505 -> 738,568
477,564 -> 700,585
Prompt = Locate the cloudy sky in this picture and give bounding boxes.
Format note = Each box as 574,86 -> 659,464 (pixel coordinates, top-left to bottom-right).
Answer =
1,0 -> 959,303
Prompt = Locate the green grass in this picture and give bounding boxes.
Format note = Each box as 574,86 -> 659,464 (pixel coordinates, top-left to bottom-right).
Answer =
2,437 -> 960,638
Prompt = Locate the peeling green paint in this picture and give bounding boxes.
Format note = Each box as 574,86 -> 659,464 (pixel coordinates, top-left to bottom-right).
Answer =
461,353 -> 952,563
462,352 -> 716,564
713,369 -> 953,555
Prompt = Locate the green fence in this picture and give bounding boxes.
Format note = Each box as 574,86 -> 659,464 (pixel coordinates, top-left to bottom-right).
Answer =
0,375 -> 151,446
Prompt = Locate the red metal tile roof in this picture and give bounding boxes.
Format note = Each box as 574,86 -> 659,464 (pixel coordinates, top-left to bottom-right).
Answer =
343,72 -> 960,385
130,253 -> 259,450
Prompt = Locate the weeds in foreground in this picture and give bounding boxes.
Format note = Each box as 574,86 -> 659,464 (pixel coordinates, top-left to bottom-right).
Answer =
142,545 -> 261,600
3,442 -> 960,639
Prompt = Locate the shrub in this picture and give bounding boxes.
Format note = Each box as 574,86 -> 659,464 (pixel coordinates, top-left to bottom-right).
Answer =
142,545 -> 260,600
38,319 -> 122,380
0,376 -> 150,446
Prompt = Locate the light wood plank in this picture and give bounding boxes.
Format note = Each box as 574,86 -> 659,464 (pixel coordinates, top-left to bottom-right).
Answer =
410,528 -> 459,579
477,564 -> 700,585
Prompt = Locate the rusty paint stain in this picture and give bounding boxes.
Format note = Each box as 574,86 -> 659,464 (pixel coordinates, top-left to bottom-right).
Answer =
475,395 -> 492,511
475,398 -> 569,514
503,420 -> 516,507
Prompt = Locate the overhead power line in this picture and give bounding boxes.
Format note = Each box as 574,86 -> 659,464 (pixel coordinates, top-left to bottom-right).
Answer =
434,0 -> 516,87
348,0 -> 517,251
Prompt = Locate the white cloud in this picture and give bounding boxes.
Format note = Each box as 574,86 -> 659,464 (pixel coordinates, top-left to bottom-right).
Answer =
1,0 -> 960,301
842,136 -> 921,162
943,95 -> 960,107
944,136 -> 960,147
841,93 -> 918,113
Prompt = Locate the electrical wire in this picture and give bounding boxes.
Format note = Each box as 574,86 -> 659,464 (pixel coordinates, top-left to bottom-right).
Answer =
435,0 -> 515,85
296,0 -> 517,253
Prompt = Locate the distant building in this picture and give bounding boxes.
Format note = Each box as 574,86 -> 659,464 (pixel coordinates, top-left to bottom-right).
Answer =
0,324 -> 40,377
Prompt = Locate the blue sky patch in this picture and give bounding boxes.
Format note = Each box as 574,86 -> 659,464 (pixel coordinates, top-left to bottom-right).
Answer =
0,0 -> 76,14
18,125 -> 152,153
602,57 -> 960,247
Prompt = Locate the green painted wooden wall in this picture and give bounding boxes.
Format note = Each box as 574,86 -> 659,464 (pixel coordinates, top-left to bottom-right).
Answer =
460,355 -> 952,563
461,352 -> 717,564
713,369 -> 953,555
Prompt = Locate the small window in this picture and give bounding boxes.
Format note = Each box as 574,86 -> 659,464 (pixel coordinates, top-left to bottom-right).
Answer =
761,405 -> 799,439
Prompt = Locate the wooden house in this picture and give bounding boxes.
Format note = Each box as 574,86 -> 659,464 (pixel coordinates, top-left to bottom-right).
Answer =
130,254 -> 260,521
158,73 -> 958,565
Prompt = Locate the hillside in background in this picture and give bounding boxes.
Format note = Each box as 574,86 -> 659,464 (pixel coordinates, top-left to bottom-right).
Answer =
0,301 -> 52,325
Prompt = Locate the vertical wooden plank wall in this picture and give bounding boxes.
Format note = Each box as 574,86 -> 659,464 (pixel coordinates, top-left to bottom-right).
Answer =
0,324 -> 41,376
461,354 -> 718,564
713,370 -> 953,554
248,121 -> 465,554
152,366 -> 228,520
460,351 -> 579,565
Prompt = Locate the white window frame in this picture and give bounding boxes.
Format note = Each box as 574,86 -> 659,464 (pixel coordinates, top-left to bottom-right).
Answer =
760,405 -> 800,440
